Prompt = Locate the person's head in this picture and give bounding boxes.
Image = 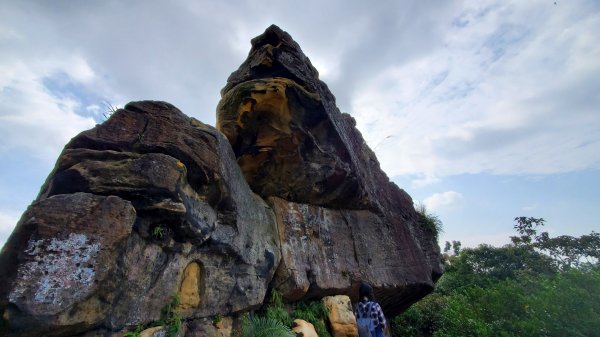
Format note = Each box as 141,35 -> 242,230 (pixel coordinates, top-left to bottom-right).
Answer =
359,282 -> 374,301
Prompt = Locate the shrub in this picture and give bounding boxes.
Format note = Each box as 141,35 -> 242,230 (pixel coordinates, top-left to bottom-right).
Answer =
415,204 -> 443,240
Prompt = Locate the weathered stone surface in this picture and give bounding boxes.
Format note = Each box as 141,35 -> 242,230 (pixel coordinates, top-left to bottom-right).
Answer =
214,316 -> 233,337
218,77 -> 359,208
271,197 -> 437,314
184,317 -> 232,337
140,326 -> 164,337
322,296 -> 358,337
0,193 -> 135,336
138,325 -> 186,337
218,25 -> 442,316
177,262 -> 202,311
0,101 -> 280,336
292,319 -> 318,337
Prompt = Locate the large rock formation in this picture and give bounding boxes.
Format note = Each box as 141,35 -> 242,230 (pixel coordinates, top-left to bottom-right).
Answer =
0,25 -> 442,336
217,25 -> 442,314
322,296 -> 358,337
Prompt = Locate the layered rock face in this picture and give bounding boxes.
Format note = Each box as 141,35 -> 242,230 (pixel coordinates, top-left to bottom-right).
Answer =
217,25 -> 442,314
0,102 -> 279,336
0,25 -> 442,336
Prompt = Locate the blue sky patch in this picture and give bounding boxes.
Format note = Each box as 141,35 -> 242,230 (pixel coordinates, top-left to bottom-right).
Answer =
42,72 -> 109,122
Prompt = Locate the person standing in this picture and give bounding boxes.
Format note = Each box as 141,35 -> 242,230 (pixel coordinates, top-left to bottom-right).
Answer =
355,283 -> 387,337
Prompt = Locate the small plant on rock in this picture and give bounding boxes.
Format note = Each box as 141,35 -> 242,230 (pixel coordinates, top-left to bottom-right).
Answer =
213,313 -> 223,327
152,225 -> 166,240
416,204 -> 443,240
123,325 -> 143,337
159,294 -> 182,337
102,102 -> 119,121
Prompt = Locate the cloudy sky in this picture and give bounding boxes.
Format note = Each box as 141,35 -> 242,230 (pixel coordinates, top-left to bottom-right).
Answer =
1,0 -> 599,249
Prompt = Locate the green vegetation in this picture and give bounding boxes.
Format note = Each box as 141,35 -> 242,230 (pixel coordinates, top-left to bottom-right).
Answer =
158,294 -> 183,337
237,290 -> 331,337
102,102 -> 119,121
293,300 -> 331,337
392,217 -> 600,337
152,225 -> 166,239
122,295 -> 182,337
213,313 -> 223,326
239,314 -> 296,337
265,289 -> 293,327
123,325 -> 143,337
416,204 -> 443,240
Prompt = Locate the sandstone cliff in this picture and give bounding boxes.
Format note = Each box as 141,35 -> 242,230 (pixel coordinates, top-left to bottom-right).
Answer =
0,25 -> 442,336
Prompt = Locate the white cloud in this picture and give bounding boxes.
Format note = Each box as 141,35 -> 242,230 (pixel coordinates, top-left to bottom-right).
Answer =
411,173 -> 441,188
423,191 -> 464,212
65,56 -> 96,83
0,59 -> 97,164
351,0 -> 600,178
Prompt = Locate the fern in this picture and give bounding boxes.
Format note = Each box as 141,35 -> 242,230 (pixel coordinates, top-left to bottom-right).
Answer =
293,301 -> 331,337
240,315 -> 295,337
265,290 -> 293,327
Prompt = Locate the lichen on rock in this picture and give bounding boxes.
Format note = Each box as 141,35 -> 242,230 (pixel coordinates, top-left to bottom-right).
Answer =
12,233 -> 100,312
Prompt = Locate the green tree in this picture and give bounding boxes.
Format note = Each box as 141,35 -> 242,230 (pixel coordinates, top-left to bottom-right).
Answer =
391,217 -> 600,337
512,216 -> 600,270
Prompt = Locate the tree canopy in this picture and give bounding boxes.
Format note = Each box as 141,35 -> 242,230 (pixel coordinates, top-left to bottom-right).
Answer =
392,217 -> 600,337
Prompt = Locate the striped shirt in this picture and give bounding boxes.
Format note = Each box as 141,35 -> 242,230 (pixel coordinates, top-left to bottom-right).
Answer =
355,299 -> 386,329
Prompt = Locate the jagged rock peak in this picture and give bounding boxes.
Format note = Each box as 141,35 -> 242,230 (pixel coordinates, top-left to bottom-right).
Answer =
249,24 -> 298,54
222,24 -> 321,95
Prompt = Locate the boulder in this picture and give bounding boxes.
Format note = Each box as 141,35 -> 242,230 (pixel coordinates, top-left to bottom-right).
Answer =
0,101 -> 280,336
292,319 -> 318,337
322,296 -> 358,337
1,193 -> 135,336
138,325 -> 186,337
184,316 -> 232,337
218,25 -> 442,315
